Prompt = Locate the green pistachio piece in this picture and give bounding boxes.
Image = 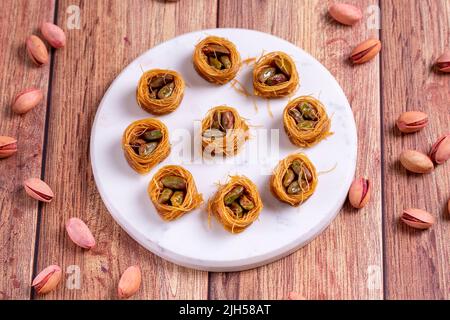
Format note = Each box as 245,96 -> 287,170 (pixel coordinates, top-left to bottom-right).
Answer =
265,73 -> 288,86
170,191 -> 185,207
143,130 -> 162,141
299,166 -> 313,182
299,103 -> 318,120
239,195 -> 255,211
290,160 -> 302,175
297,120 -> 316,130
221,111 -> 234,130
149,74 -> 174,89
138,142 -> 158,157
208,56 -> 223,70
288,108 -> 303,124
157,82 -> 175,99
224,186 -> 244,205
229,201 -> 244,217
287,181 -> 301,194
161,175 -> 187,190
150,75 -> 173,88
257,67 -> 276,83
298,178 -> 310,191
282,168 -> 295,188
158,188 -> 174,204
220,55 -> 231,69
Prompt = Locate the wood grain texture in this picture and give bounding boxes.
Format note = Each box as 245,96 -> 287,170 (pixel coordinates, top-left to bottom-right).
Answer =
0,0 -> 55,300
210,0 -> 383,300
34,0 -> 216,299
381,0 -> 450,299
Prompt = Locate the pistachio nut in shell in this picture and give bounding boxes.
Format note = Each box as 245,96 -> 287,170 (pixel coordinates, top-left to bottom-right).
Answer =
26,35 -> 49,66
429,134 -> 450,164
24,178 -> 54,202
350,39 -> 381,64
435,51 -> 450,73
0,136 -> 18,158
65,218 -> 96,249
118,265 -> 142,299
396,111 -> 428,133
399,150 -> 433,174
12,88 -> 44,114
348,177 -> 371,209
328,3 -> 362,26
401,208 -> 435,229
32,265 -> 62,294
41,22 -> 66,49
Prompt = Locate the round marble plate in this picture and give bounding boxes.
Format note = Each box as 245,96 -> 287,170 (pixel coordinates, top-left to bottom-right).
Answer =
90,28 -> 357,272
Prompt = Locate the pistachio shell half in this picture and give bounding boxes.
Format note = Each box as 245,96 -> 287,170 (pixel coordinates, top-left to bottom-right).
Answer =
65,218 -> 96,249
401,208 -> 435,229
329,3 -> 363,26
26,35 -> 49,66
429,134 -> 450,164
399,150 -> 433,174
350,39 -> 381,64
40,22 -> 66,49
396,111 -> 428,133
118,265 -> 142,299
348,177 -> 371,209
23,178 -> 54,202
12,88 -> 44,114
32,265 -> 62,294
435,51 -> 450,73
0,136 -> 18,158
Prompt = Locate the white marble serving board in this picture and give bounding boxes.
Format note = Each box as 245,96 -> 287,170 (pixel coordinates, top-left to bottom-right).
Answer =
90,28 -> 357,271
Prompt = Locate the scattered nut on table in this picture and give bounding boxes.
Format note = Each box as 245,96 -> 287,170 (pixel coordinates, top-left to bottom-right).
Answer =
32,265 -> 62,294
348,177 -> 371,209
350,39 -> 381,64
26,35 -> 49,66
118,265 -> 142,299
396,111 -> 428,133
429,133 -> 450,164
12,88 -> 44,114
399,150 -> 434,174
435,51 -> 450,73
65,218 -> 96,249
0,136 -> 18,158
328,3 -> 362,26
41,22 -> 66,49
401,208 -> 435,229
23,178 -> 54,202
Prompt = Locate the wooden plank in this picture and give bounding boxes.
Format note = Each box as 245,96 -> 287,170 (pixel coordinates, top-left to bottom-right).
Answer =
35,0 -> 216,299
382,0 -> 450,299
211,0 -> 383,299
0,0 -> 55,300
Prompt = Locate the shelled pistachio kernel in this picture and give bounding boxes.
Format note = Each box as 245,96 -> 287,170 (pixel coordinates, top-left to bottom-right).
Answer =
224,185 -> 244,205
202,44 -> 231,70
148,74 -> 174,99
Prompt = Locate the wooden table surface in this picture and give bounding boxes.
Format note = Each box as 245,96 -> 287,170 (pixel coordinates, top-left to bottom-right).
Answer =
0,0 -> 449,300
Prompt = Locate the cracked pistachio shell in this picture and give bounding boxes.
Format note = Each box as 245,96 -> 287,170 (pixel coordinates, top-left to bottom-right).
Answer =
350,39 -> 381,64
23,178 -> 54,202
118,265 -> 142,299
32,265 -> 62,294
435,51 -> 450,73
429,134 -> 450,164
65,218 -> 96,249
12,88 -> 44,114
26,35 -> 49,66
0,136 -> 18,158
396,111 -> 428,133
41,22 -> 66,49
329,3 -> 363,26
401,208 -> 435,229
348,177 -> 371,209
399,150 -> 433,174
